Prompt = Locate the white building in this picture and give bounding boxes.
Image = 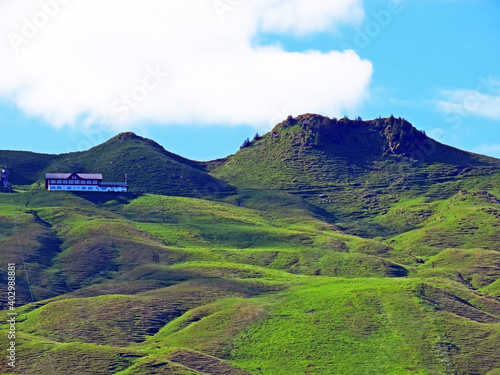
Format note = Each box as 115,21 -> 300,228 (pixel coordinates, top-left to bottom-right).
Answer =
45,172 -> 128,192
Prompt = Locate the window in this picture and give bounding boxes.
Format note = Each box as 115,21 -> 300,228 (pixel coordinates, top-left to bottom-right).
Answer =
93,180 -> 98,184
63,180 -> 68,184
57,180 -> 62,184
67,187 -> 72,190
69,180 -> 74,184
51,180 -> 56,183
57,187 -> 62,190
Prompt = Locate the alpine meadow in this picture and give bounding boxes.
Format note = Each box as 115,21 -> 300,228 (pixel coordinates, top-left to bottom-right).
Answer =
1,114 -> 500,374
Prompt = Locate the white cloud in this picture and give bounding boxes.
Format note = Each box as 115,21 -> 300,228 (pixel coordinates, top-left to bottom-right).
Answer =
258,0 -> 365,34
437,88 -> 500,120
0,0 -> 371,130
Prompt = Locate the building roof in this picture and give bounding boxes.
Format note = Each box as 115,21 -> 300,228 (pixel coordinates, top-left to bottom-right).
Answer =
46,173 -> 103,180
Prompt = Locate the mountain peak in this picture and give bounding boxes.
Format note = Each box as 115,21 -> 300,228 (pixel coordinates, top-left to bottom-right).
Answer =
213,113 -> 497,201
96,131 -> 166,154
112,131 -> 157,145
115,131 -> 141,140
265,114 -> 429,158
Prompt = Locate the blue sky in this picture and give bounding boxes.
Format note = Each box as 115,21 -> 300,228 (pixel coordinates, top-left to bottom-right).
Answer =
1,0 -> 500,161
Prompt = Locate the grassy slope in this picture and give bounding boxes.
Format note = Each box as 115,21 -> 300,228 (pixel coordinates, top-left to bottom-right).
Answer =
1,118 -> 500,374
1,188 -> 500,374
210,114 -> 500,237
0,189 -> 408,302
386,190 -> 500,261
231,278 -> 443,375
1,132 -> 234,198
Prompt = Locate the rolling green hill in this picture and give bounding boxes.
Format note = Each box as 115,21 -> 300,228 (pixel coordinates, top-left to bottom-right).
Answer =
211,114 -> 500,237
2,115 -> 500,374
0,132 -> 234,198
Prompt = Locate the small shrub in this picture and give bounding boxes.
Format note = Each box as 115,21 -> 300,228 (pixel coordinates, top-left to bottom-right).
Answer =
240,138 -> 252,149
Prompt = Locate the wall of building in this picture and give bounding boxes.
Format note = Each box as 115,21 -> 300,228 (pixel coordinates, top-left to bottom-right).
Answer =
48,185 -> 127,192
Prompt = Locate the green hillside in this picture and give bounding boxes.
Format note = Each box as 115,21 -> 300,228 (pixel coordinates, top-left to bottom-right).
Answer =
0,132 -> 234,198
211,114 -> 500,237
2,115 -> 500,374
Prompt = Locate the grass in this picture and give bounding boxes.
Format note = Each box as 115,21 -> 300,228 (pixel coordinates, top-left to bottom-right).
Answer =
1,132 -> 235,198
211,114 -> 500,238
3,274 -> 500,374
148,298 -> 267,359
0,337 -> 141,374
386,190 -> 500,261
1,184 -> 500,374
2,118 -> 500,374
229,278 -> 443,375
16,276 -> 279,348
415,249 -> 500,289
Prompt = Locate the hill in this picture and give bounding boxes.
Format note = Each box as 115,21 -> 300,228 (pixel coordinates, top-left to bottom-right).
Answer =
211,114 -> 500,236
0,132 -> 234,198
1,115 -> 500,374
